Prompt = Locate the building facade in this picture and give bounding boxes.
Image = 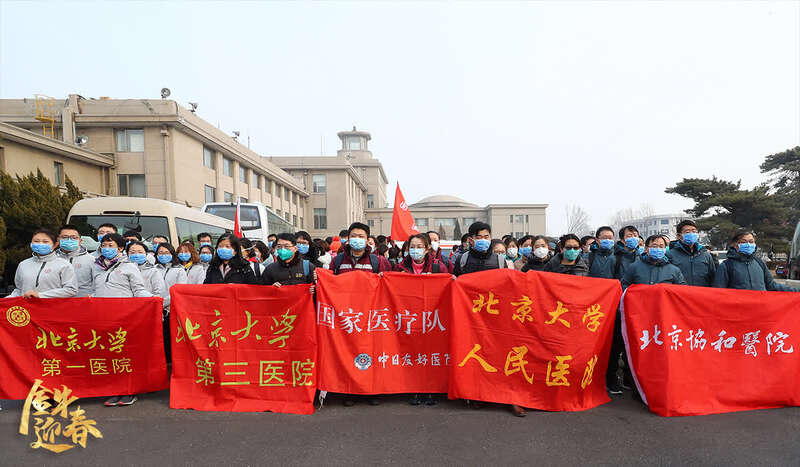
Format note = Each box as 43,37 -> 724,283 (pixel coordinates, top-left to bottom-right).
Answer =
0,94 -> 309,228
364,194 -> 547,240
270,128 -> 388,238
620,213 -> 691,240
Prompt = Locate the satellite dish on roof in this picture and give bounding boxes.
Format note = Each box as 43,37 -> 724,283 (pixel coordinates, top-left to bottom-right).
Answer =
160,88 -> 171,99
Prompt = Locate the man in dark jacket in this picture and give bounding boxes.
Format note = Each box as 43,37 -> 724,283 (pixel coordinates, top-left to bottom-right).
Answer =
712,230 -> 798,292
261,233 -> 316,286
543,234 -> 589,276
333,222 -> 392,274
453,222 -> 507,276
614,225 -> 641,279
666,220 -> 716,287
622,235 -> 687,289
588,226 -> 617,279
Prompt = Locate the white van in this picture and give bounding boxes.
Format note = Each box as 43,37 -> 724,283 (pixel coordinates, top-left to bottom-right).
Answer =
201,201 -> 295,242
68,197 -> 234,251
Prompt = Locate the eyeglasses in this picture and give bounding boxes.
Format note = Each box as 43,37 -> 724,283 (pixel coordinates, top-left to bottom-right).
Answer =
59,235 -> 80,240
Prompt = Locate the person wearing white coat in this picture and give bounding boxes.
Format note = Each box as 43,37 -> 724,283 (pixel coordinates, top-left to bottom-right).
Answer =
10,229 -> 77,299
125,242 -> 166,299
56,224 -> 95,297
154,244 -> 188,309
176,242 -> 206,285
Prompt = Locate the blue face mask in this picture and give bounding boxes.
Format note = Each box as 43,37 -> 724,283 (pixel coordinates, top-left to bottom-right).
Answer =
200,242 -> 211,247
217,247 -> 234,260
157,254 -> 173,264
31,243 -> 52,255
97,233 -> 107,242
738,242 -> 756,255
297,244 -> 309,255
637,246 -> 645,255
625,237 -> 639,249
409,248 -> 425,261
473,238 -> 491,252
152,243 -> 160,252
349,237 -> 366,251
177,252 -> 191,262
563,249 -> 580,261
199,253 -> 213,263
101,247 -> 119,259
520,246 -> 532,258
267,241 -> 274,248
648,247 -> 666,260
59,238 -> 79,252
682,232 -> 698,246
129,253 -> 147,265
599,239 -> 615,250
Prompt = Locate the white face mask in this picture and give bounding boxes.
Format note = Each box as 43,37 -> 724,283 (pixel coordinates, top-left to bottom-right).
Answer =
507,247 -> 518,258
533,247 -> 549,259
431,241 -> 440,251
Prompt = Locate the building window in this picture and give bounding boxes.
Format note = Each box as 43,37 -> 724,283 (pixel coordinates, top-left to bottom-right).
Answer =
361,167 -> 367,180
253,173 -> 261,189
118,174 -> 146,197
312,174 -> 326,193
284,187 -> 290,199
115,129 -> 144,152
276,184 -> 281,199
509,215 -> 514,223
203,146 -> 215,169
526,215 -> 529,223
660,219 -> 669,225
222,158 -> 233,177
292,215 -> 297,227
515,232 -> 524,238
434,218 -> 457,228
53,161 -> 64,186
415,218 -> 428,228
515,215 -> 524,224
239,196 -> 248,203
276,209 -> 281,216
224,191 -> 233,202
462,217 -> 476,226
367,194 -> 374,209
299,217 -> 304,228
368,219 -> 375,228
239,166 -> 247,183
204,185 -> 216,203
266,179 -> 272,193
284,212 -> 290,222
348,137 -> 361,150
314,208 -> 327,230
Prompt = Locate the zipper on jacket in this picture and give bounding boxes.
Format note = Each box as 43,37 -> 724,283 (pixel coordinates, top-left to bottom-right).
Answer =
105,262 -> 123,284
34,262 -> 47,288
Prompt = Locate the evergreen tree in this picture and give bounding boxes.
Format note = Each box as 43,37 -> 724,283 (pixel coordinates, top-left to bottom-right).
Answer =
453,221 -> 463,242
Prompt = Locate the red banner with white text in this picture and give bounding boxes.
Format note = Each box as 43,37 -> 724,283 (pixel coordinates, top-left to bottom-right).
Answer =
622,284 -> 800,416
169,284 -> 317,414
0,297 -> 168,399
448,269 -> 622,411
316,269 -> 452,394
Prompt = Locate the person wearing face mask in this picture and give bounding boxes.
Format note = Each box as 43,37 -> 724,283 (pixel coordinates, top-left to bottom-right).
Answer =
314,239 -> 332,269
203,234 -> 258,284
252,241 -> 274,267
520,235 -> 552,272
92,233 -> 151,298
504,237 -> 522,267
332,222 -> 391,275
56,224 -> 94,297
295,231 -> 322,267
177,242 -> 206,285
198,245 -> 215,270
491,240 -> 516,269
587,226 -> 618,279
155,243 -> 188,309
197,232 -> 213,248
239,237 -> 263,279
712,230 -> 798,291
426,230 -> 453,273
261,232 -> 316,287
91,223 -> 118,258
124,230 -> 155,265
151,235 -> 168,255
394,233 -> 447,274
125,241 -> 166,300
544,234 -> 589,276
621,235 -> 686,289
453,222 -> 507,276
665,220 -> 717,287
614,225 -> 641,279
580,236 -> 595,262
10,228 -> 77,298
267,234 -> 277,250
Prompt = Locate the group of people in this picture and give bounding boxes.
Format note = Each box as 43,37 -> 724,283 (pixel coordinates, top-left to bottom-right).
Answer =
9,218 -> 796,415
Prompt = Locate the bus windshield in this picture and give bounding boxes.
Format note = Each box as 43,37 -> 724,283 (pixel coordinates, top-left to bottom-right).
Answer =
69,215 -> 170,251
204,205 -> 262,230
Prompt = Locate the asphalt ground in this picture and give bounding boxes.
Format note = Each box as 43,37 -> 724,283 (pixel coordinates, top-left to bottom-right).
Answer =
2,390 -> 799,466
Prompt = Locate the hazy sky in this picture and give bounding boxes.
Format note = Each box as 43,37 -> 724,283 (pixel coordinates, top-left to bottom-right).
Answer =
2,1 -> 798,234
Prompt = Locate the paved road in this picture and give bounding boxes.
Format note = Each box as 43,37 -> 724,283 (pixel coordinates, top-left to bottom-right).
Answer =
2,391 -> 799,465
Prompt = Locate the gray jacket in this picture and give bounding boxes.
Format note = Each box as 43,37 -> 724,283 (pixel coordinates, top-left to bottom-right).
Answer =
138,262 -> 167,300
92,255 -> 152,298
156,263 -> 188,307
56,246 -> 95,297
185,263 -> 206,285
9,251 -> 77,298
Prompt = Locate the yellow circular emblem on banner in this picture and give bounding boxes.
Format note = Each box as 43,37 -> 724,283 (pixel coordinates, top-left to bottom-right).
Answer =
6,306 -> 31,327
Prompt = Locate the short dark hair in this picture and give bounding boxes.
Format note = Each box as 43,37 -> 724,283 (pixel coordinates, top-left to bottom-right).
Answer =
504,237 -> 518,248
155,242 -> 180,266
267,234 -> 277,240
276,232 -> 296,244
461,233 -> 470,243
199,244 -> 215,255
58,224 -> 80,236
468,221 -> 491,237
197,232 -> 212,241
595,226 -> 614,238
296,230 -> 312,244
376,243 -> 389,255
123,230 -> 142,241
153,234 -> 169,242
125,240 -> 149,254
517,234 -> 533,247
407,233 -> 431,249
98,223 -> 117,232
730,229 -> 755,245
618,225 -> 639,239
580,235 -> 595,246
33,228 -> 57,243
348,222 -> 370,237
100,233 -> 125,248
339,229 -> 349,238
559,234 -> 581,248
646,235 -> 666,247
376,235 -> 387,244
676,220 -> 697,234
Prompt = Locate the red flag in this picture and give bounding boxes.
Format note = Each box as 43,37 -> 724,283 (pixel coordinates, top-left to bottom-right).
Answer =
391,182 -> 418,241
233,199 -> 243,238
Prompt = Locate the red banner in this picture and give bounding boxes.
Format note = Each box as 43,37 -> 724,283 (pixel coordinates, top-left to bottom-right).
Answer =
0,297 -> 168,399
169,284 -> 317,414
622,284 -> 800,416
448,269 -> 622,411
316,269 -> 452,394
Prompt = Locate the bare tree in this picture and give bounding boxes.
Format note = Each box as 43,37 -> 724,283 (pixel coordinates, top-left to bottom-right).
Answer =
565,205 -> 591,236
609,203 -> 655,231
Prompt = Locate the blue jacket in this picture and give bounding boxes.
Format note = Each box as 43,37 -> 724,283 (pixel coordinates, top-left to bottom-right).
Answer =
621,255 -> 686,289
712,248 -> 797,292
614,242 -> 639,279
666,241 -> 717,287
587,243 -> 617,279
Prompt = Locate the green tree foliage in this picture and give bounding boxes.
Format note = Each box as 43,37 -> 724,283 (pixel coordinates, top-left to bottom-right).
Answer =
0,170 -> 83,275
760,146 -> 800,220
